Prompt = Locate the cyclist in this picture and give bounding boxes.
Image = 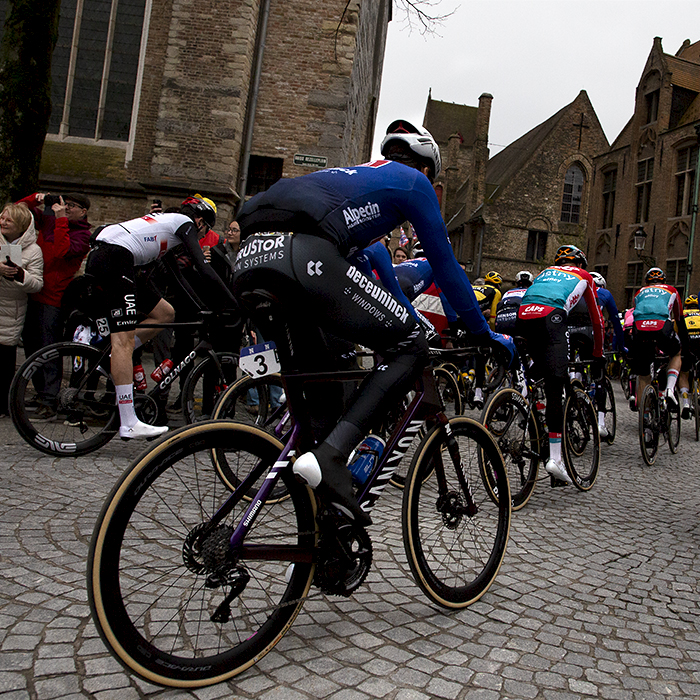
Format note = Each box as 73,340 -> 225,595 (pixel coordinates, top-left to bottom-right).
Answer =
517,245 -> 604,484
85,196 -> 237,439
678,294 -> 700,418
473,271 -> 503,330
234,118 -> 515,526
494,270 -> 533,335
629,267 -> 689,413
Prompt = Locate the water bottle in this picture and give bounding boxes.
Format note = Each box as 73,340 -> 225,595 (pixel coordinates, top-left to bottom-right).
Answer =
347,435 -> 386,485
151,358 -> 174,382
133,364 -> 147,391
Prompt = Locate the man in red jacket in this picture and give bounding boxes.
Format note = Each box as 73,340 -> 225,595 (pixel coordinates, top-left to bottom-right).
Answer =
19,192 -> 92,417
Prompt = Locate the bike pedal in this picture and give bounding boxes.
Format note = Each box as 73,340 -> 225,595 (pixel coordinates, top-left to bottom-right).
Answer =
549,475 -> 569,488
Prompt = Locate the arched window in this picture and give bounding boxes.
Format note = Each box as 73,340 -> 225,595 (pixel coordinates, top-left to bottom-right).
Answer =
561,165 -> 584,223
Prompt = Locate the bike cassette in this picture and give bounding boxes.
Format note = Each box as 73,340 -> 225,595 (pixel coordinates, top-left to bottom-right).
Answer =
314,512 -> 372,597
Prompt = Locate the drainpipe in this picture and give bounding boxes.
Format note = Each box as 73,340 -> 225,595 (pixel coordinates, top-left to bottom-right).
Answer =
684,123 -> 700,295
237,0 -> 271,212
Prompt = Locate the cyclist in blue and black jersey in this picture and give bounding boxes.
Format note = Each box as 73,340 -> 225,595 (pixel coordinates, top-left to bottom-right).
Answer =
590,271 -> 625,353
517,245 -> 605,484
234,119 -> 516,526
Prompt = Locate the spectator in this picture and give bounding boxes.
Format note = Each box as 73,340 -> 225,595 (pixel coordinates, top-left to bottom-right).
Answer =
19,193 -> 92,417
209,219 -> 240,286
393,246 -> 409,263
0,203 -> 43,416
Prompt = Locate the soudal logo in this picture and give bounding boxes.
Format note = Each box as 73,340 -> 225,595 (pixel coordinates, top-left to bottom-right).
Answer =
343,201 -> 380,229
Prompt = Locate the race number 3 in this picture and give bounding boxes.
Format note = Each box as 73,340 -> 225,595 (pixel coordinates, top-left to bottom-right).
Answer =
239,342 -> 281,378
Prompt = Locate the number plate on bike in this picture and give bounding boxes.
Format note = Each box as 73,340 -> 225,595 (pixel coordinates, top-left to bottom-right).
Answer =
239,342 -> 281,377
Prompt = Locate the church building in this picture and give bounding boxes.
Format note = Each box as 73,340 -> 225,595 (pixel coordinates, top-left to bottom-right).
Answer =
0,0 -> 391,227
586,37 -> 700,308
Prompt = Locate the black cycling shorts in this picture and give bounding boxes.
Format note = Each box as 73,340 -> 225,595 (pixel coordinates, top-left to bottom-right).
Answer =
630,320 -> 680,376
568,324 -> 594,361
85,243 -> 162,334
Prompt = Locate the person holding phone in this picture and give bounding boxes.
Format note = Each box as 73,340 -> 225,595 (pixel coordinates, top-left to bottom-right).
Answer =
0,203 -> 44,417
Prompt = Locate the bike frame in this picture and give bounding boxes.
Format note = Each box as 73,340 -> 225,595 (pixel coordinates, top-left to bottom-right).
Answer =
201,364 -> 476,559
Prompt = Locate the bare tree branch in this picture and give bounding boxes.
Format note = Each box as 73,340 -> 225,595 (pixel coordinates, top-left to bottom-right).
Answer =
394,0 -> 459,36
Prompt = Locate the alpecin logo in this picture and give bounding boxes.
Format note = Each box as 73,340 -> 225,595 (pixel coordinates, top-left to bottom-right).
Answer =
343,201 -> 380,229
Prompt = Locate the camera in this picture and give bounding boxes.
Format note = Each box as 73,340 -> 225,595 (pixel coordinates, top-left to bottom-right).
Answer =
44,194 -> 62,207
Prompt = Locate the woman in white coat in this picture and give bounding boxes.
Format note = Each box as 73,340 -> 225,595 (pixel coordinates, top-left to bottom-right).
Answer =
0,202 -> 43,416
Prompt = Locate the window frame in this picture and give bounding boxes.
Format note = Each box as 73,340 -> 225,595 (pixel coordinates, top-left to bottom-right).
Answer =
635,157 -> 654,224
44,0 -> 153,154
560,164 -> 584,224
625,261 -> 644,308
601,168 -> 617,229
674,145 -> 698,218
526,230 -> 548,261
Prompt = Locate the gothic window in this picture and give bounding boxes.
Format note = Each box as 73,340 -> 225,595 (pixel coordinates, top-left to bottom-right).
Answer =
666,258 -> 687,300
675,145 -> 698,217
47,0 -> 148,143
645,90 -> 659,124
526,230 -> 548,261
635,158 -> 654,223
625,261 -> 644,308
560,165 -> 584,223
247,156 -> 284,196
602,169 -> 617,229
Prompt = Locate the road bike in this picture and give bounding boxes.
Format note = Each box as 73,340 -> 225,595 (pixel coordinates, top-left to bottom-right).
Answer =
87,291 -> 511,688
638,355 -> 681,465
480,364 -> 601,510
569,353 -> 617,444
9,310 -> 238,457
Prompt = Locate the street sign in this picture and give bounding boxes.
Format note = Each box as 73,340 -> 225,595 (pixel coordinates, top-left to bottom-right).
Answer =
293,153 -> 328,168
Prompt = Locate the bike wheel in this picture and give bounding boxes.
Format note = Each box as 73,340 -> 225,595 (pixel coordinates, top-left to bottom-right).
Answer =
562,387 -> 600,490
602,376 -> 617,444
9,342 -> 118,456
88,421 -> 316,688
480,388 -> 540,511
211,374 -> 290,500
693,375 -> 700,442
667,386 -> 681,453
402,416 -> 510,608
433,366 -> 463,417
182,352 -> 239,423
639,384 -> 659,466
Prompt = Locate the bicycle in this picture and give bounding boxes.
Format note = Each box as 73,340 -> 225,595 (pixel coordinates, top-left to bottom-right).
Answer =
87,291 -> 511,688
9,310 -> 239,457
480,359 -> 601,510
209,349 -> 463,491
638,355 -> 681,465
569,353 -> 617,445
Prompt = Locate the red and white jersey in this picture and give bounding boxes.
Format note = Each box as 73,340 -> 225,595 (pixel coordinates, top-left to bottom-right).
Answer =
96,212 -> 192,266
413,282 -> 449,336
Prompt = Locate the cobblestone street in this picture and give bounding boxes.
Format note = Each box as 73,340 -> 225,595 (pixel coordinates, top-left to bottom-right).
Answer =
1,385 -> 699,700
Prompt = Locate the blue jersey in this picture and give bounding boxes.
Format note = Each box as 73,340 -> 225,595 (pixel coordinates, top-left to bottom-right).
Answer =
596,287 -> 625,350
393,258 -> 434,301
238,159 -> 489,336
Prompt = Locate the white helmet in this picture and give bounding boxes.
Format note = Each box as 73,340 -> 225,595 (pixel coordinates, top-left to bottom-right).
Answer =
381,119 -> 442,180
590,271 -> 607,288
515,270 -> 534,286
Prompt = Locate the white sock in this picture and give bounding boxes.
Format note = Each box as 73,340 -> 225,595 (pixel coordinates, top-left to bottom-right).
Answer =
116,384 -> 138,428
549,433 -> 562,462
598,411 -> 606,428
666,370 -> 679,394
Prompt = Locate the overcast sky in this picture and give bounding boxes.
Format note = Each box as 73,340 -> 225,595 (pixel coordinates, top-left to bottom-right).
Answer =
372,0 -> 700,158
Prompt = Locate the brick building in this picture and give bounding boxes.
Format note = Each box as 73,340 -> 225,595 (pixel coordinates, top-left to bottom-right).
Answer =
445,90 -> 608,283
0,0 -> 390,228
586,37 -> 700,308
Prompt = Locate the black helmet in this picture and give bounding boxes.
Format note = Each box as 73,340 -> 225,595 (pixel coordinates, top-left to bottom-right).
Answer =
554,244 -> 587,269
181,194 -> 216,228
644,267 -> 666,285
